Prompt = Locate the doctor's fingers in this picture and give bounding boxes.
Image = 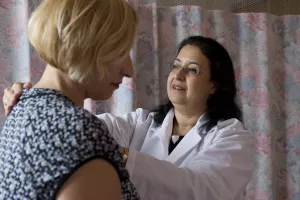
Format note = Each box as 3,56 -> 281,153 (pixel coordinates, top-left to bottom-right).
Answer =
11,82 -> 27,93
3,83 -> 24,116
3,89 -> 12,116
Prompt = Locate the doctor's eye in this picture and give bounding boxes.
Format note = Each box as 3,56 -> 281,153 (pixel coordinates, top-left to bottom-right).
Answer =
186,67 -> 200,75
169,64 -> 181,71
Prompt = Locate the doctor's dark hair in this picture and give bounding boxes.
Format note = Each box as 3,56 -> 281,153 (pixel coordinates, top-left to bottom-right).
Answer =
153,36 -> 242,133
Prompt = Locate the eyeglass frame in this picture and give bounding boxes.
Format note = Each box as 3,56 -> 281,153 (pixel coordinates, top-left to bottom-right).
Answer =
168,63 -> 201,76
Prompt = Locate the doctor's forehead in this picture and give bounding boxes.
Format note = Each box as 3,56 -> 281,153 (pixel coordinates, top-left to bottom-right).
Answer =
175,45 -> 209,67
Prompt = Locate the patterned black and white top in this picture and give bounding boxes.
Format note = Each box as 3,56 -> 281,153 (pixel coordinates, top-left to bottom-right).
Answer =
0,88 -> 139,200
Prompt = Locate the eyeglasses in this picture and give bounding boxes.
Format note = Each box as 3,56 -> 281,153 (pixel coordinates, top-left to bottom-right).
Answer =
169,64 -> 200,76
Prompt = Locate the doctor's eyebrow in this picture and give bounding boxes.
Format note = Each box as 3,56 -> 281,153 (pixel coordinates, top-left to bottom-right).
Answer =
175,58 -> 201,67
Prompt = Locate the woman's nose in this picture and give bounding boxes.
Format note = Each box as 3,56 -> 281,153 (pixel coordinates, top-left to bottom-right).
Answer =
121,56 -> 134,78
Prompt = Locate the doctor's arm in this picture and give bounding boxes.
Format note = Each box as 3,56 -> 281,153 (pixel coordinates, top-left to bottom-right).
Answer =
96,109 -> 151,147
126,128 -> 254,200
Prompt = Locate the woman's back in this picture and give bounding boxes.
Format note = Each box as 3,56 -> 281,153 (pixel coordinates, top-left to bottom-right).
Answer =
0,88 -> 139,199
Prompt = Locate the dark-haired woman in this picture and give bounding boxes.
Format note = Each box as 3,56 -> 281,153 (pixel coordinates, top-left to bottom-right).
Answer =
3,36 -> 254,200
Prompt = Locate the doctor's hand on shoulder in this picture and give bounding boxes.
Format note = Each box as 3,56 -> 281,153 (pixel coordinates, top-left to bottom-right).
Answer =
3,82 -> 32,116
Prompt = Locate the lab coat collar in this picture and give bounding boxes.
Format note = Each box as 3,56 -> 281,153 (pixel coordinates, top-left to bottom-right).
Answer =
156,108 -> 175,139
167,112 -> 219,163
166,114 -> 205,163
151,109 -> 174,159
152,108 -> 209,162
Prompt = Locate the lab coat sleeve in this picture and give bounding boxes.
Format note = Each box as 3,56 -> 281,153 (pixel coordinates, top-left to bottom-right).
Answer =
95,108 -> 151,147
126,126 -> 254,200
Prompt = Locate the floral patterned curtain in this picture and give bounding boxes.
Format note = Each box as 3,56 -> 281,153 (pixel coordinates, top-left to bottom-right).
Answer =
1,0 -> 300,199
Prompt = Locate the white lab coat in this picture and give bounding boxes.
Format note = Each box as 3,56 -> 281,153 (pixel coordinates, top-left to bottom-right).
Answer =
97,108 -> 254,200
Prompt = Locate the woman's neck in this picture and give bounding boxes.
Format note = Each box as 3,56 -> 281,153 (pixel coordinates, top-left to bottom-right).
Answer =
172,106 -> 205,136
34,65 -> 86,108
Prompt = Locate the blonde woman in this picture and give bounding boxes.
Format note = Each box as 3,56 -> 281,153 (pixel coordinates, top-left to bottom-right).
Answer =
0,0 -> 139,199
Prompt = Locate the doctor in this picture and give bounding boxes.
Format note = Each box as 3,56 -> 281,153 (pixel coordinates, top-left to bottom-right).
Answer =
3,36 -> 254,200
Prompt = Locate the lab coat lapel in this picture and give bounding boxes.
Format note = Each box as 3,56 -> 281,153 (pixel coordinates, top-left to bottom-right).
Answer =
166,128 -> 202,163
166,114 -> 207,163
152,109 -> 174,159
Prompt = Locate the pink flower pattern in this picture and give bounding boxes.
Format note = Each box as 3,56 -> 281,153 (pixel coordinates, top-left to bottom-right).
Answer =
294,70 -> 300,84
3,15 -> 28,48
242,13 -> 267,31
250,87 -> 269,109
245,190 -> 270,200
286,122 -> 300,137
0,0 -> 15,10
296,30 -> 300,44
255,133 -> 271,154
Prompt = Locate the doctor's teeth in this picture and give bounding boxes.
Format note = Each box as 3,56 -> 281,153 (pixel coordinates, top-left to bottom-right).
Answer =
174,86 -> 184,90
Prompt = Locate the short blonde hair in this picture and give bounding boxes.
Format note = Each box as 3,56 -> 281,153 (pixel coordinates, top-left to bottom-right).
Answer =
28,0 -> 138,83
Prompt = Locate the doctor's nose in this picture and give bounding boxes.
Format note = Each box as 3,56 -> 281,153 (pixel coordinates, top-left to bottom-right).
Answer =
175,68 -> 186,81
